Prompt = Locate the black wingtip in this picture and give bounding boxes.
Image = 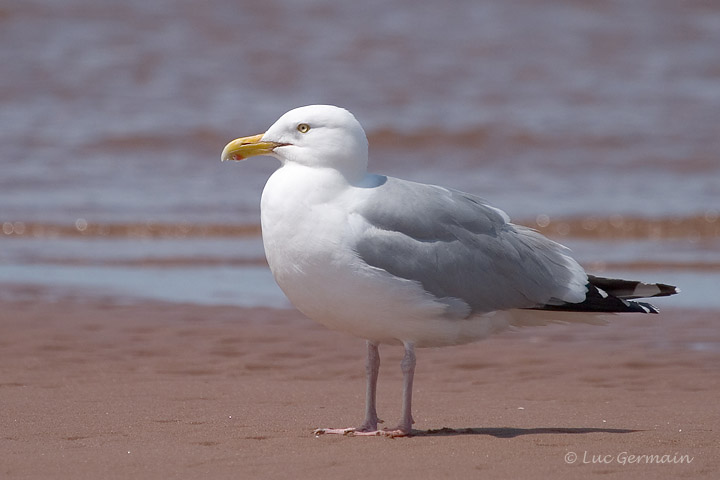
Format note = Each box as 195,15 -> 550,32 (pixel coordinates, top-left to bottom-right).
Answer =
533,295 -> 660,314
632,301 -> 660,314
531,275 -> 679,314
587,275 -> 679,300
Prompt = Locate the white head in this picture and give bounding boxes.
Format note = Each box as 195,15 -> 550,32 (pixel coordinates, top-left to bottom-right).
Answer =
221,105 -> 369,180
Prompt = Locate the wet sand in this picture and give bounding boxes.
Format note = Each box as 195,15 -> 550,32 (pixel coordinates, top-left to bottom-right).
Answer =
1,299 -> 718,479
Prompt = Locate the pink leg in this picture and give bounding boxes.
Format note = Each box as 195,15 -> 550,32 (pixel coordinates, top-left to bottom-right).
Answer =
360,340 -> 380,430
378,342 -> 415,437
314,342 -> 417,438
314,341 -> 380,435
400,342 -> 416,432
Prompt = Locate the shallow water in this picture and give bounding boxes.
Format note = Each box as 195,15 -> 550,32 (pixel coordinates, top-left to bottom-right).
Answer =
0,231 -> 716,310
1,0 -> 718,308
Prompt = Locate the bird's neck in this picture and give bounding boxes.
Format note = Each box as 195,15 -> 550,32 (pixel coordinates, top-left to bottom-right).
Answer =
270,163 -> 367,199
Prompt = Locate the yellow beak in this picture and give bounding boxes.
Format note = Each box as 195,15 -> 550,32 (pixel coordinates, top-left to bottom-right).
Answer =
221,133 -> 281,162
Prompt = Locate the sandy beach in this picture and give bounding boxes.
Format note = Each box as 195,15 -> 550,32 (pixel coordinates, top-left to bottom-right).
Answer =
1,298 -> 717,479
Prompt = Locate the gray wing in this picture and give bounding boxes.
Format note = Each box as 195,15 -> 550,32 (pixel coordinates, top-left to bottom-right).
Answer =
353,176 -> 588,314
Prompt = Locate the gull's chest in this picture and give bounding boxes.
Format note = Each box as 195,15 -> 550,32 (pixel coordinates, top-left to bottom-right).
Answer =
259,167 -> 358,283
261,200 -> 346,272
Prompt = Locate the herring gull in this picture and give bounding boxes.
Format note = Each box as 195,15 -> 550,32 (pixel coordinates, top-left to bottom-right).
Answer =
221,105 -> 678,437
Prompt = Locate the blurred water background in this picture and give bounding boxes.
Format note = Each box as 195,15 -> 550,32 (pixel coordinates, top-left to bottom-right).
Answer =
1,0 -> 719,308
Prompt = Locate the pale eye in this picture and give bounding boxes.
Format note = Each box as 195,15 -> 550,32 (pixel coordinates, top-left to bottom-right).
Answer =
297,123 -> 310,133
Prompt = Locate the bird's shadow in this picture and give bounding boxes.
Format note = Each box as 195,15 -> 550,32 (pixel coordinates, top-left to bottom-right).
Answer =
411,426 -> 639,438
